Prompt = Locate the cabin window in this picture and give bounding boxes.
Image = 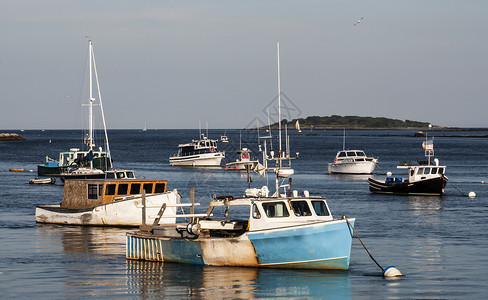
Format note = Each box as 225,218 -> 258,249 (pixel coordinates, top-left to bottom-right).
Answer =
155,183 -> 166,193
143,183 -> 153,193
126,172 -> 135,179
252,204 -> 261,219
105,184 -> 116,195
87,184 -> 100,200
312,201 -> 330,216
417,168 -> 424,175
291,201 -> 312,216
106,172 -> 115,179
130,183 -> 141,195
262,202 -> 289,218
439,168 -> 445,175
117,184 -> 128,195
431,168 -> 438,175
117,172 -> 126,179
424,168 -> 431,175
338,152 -> 346,158
347,151 -> 356,157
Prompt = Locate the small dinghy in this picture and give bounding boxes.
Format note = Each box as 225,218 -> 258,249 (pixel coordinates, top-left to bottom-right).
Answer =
29,177 -> 56,184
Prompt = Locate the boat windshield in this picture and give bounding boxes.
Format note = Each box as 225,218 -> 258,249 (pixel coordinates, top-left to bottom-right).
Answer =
312,200 -> 330,216
291,200 -> 312,216
355,151 -> 366,157
262,202 -> 289,218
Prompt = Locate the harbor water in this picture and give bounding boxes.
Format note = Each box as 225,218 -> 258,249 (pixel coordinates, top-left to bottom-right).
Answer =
1,129 -> 487,299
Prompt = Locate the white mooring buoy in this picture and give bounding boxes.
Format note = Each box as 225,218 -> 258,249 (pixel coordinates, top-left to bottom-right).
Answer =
386,171 -> 392,177
383,266 -> 403,277
468,192 -> 476,198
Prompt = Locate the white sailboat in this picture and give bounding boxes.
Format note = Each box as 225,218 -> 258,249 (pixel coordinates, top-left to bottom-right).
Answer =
296,120 -> 302,132
142,122 -> 147,132
59,40 -> 113,182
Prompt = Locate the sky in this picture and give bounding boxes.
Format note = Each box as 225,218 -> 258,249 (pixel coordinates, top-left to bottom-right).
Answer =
1,0 -> 487,130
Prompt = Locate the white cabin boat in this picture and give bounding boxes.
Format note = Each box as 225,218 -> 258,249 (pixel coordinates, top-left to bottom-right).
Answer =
328,150 -> 378,174
35,179 -> 178,226
127,190 -> 355,270
169,135 -> 225,167
368,138 -> 448,195
225,148 -> 259,171
368,159 -> 447,195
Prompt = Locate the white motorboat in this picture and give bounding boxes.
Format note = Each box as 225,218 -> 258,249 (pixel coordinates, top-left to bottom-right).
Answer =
328,130 -> 377,174
35,178 -> 178,226
328,150 -> 378,174
29,177 -> 56,184
169,134 -> 225,167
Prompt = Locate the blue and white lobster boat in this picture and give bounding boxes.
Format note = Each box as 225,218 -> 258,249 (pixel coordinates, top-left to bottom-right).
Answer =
126,43 -> 355,270
126,189 -> 355,269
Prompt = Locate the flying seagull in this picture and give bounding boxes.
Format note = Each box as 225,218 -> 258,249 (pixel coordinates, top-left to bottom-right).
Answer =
354,17 -> 364,26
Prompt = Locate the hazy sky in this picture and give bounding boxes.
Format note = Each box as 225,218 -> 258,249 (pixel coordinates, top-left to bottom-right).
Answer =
1,1 -> 487,129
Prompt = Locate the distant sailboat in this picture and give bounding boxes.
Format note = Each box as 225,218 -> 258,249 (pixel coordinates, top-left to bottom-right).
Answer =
142,122 -> 147,132
295,120 -> 302,133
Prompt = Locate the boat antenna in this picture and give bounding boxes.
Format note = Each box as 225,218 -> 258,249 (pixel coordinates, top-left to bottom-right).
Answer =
90,40 -> 112,169
277,42 -> 282,168
206,121 -> 208,138
343,128 -> 346,151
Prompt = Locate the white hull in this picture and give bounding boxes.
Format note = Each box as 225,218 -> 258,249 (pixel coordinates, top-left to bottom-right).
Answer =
170,152 -> 224,167
225,160 -> 258,171
35,191 -> 179,226
328,161 -> 376,174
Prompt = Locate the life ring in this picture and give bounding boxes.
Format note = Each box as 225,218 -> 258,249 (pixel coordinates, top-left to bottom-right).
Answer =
334,157 -> 338,163
210,147 -> 216,152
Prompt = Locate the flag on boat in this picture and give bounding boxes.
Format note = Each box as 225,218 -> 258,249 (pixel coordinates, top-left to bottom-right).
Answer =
422,139 -> 434,150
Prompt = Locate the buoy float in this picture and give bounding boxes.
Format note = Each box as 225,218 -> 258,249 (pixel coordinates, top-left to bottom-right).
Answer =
383,266 -> 403,277
468,192 -> 476,198
386,171 -> 392,177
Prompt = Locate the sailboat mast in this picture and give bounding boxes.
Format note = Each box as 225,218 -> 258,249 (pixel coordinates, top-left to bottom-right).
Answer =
91,42 -> 112,167
277,42 -> 282,167
88,40 -> 95,152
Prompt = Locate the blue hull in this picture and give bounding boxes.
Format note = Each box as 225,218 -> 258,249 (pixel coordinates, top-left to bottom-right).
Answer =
248,220 -> 354,270
126,219 -> 355,270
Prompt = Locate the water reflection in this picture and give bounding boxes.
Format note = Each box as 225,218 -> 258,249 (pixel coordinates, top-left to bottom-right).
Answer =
34,225 -> 351,298
126,262 -> 352,299
329,174 -> 371,181
36,224 -> 127,255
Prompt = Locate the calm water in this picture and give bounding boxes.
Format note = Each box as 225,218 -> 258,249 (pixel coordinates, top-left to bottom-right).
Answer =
1,129 -> 487,299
